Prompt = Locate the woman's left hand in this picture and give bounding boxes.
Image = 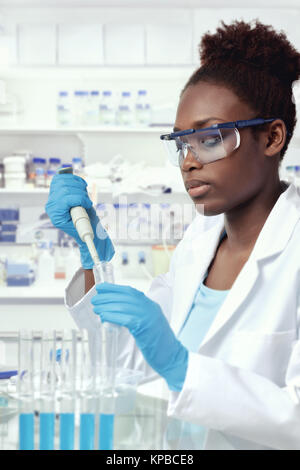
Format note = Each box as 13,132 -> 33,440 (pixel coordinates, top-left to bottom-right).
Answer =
91,282 -> 188,392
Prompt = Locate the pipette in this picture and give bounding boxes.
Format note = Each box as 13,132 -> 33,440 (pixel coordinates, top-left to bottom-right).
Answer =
57,166 -> 102,269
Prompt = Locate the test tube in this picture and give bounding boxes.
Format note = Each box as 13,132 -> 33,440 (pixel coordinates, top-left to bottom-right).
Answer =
78,329 -> 97,450
92,261 -> 119,450
59,330 -> 76,451
101,261 -> 115,283
18,330 -> 35,450
39,330 -> 56,450
98,321 -> 119,451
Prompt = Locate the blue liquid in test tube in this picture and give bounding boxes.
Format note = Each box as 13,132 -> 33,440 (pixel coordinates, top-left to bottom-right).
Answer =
60,413 -> 75,450
19,413 -> 34,450
40,413 -> 55,450
80,413 -> 95,450
99,414 -> 114,450
18,331 -> 35,451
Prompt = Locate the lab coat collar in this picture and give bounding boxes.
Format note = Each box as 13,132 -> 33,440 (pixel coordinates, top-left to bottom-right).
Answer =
191,182 -> 300,263
171,183 -> 300,347
250,182 -> 300,262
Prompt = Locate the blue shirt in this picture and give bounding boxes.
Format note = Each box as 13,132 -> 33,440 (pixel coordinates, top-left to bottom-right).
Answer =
178,273 -> 230,351
178,229 -> 230,350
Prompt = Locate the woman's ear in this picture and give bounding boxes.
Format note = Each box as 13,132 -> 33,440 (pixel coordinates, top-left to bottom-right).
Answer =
264,119 -> 287,157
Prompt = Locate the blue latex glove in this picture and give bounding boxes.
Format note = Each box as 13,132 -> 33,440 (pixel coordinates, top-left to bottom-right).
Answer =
91,283 -> 188,392
45,173 -> 114,269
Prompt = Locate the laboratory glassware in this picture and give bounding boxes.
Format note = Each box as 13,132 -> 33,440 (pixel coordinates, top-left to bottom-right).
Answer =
99,91 -> 115,125
39,330 -> 56,450
57,91 -> 71,127
58,330 -> 77,450
18,330 -> 35,450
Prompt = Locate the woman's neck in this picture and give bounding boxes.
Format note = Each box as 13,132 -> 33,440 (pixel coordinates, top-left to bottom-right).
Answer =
222,179 -> 287,255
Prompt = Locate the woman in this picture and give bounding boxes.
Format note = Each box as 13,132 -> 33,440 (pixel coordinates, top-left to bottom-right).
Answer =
46,19 -> 300,449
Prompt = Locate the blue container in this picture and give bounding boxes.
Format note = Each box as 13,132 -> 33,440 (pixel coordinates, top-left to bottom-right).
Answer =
0,208 -> 19,221
0,233 -> 16,242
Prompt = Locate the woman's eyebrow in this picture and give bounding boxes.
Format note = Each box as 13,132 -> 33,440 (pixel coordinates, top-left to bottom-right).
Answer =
173,117 -> 224,132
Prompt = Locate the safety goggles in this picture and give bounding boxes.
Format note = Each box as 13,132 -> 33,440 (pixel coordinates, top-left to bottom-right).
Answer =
160,118 -> 287,167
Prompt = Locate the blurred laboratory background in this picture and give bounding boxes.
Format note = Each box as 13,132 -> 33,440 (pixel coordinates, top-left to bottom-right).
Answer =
0,0 -> 300,334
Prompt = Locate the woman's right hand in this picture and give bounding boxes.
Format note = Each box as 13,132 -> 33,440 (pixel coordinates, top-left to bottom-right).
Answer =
45,173 -> 114,269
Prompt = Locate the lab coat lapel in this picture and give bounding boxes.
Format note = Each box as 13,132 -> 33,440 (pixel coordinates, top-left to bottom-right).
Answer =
171,217 -> 225,335
198,258 -> 259,349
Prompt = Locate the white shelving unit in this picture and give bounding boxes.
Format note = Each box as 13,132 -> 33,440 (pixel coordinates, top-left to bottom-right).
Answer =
0,279 -> 67,301
0,188 -> 190,207
0,125 -> 172,135
0,276 -> 151,301
0,122 -> 183,331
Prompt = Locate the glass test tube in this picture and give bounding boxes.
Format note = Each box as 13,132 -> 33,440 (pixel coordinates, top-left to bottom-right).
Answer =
18,330 -> 35,450
98,324 -> 118,450
79,329 -> 97,450
39,330 -> 56,450
59,330 -> 76,450
93,261 -> 118,450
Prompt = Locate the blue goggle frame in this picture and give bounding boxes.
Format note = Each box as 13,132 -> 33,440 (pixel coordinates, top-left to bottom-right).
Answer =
160,118 -> 291,141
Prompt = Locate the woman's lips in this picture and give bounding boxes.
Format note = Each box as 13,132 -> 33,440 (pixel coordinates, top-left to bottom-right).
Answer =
187,183 -> 211,198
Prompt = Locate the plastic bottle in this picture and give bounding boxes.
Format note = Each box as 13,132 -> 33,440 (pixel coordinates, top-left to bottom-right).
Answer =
57,91 -> 71,127
33,158 -> 46,188
72,157 -> 84,177
0,162 -> 4,188
37,241 -> 55,283
139,203 -> 151,241
135,90 -> 152,126
285,165 -> 294,184
116,92 -> 134,126
0,255 -> 6,285
48,158 -> 61,173
65,243 -> 81,281
46,170 -> 55,188
294,165 -> 300,188
46,156 -> 61,187
81,91 -> 89,126
73,91 -> 88,126
86,91 -> 100,126
0,80 -> 22,126
99,91 -> 115,125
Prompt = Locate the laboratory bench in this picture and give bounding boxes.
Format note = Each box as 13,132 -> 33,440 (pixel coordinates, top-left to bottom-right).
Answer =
0,329 -> 171,451
0,275 -> 172,450
0,381 -> 170,451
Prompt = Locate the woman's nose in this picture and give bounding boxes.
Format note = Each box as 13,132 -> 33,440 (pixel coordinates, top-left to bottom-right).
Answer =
180,148 -> 204,172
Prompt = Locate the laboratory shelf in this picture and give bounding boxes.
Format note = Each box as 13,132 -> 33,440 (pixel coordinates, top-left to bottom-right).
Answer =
0,126 -> 171,135
0,187 -> 191,206
0,279 -> 67,300
0,277 -> 151,301
0,187 -> 49,194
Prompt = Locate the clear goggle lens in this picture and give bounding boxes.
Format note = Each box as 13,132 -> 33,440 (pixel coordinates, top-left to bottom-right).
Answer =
163,127 -> 240,167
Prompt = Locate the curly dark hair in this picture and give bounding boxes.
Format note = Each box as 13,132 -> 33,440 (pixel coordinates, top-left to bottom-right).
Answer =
183,19 -> 300,161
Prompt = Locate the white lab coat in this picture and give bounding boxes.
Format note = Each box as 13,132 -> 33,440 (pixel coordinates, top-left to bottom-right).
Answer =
65,182 -> 300,450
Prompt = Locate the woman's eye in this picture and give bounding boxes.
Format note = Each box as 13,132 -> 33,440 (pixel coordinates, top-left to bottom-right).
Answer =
201,135 -> 222,147
175,140 -> 184,152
